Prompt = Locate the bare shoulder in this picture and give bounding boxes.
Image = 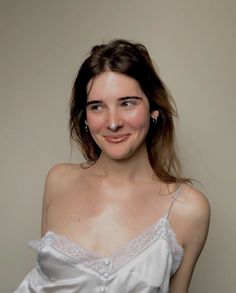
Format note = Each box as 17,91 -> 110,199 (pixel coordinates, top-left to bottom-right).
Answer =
43,161 -> 94,201
44,163 -> 79,195
41,163 -> 85,235
46,162 -> 81,181
175,183 -> 211,251
168,183 -> 210,291
179,183 -> 210,225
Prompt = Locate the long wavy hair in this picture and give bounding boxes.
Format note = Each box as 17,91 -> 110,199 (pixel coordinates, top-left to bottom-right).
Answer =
69,39 -> 189,184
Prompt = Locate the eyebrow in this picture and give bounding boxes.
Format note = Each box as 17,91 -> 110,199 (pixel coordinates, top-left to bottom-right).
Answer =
86,96 -> 143,106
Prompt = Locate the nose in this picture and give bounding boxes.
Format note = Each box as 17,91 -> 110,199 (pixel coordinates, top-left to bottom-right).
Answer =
107,109 -> 123,131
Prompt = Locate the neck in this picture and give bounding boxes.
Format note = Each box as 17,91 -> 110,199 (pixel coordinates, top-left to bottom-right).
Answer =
91,144 -> 156,181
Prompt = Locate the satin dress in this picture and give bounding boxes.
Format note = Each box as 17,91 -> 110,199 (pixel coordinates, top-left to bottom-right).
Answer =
15,193 -> 183,293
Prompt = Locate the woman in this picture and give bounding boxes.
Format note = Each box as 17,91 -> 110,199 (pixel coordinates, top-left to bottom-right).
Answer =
15,39 -> 210,293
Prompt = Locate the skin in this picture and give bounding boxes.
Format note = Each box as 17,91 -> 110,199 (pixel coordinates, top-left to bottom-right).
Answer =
41,71 -> 210,293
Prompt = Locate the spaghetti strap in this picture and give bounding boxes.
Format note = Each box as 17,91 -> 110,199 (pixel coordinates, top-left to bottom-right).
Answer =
166,185 -> 182,218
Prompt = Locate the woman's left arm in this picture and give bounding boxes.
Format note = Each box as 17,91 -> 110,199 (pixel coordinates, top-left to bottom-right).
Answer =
170,188 -> 211,293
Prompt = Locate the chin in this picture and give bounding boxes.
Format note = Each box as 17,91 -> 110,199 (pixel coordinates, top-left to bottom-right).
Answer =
105,153 -> 129,161
102,148 -> 136,161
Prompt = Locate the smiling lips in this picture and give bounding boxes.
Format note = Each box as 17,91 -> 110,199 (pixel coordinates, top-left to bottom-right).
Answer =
103,134 -> 130,143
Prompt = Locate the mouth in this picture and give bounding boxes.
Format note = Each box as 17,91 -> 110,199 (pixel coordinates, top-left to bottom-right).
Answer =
103,134 -> 130,143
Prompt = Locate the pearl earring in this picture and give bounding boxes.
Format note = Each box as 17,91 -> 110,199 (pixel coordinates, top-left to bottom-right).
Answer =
152,117 -> 157,124
85,121 -> 89,132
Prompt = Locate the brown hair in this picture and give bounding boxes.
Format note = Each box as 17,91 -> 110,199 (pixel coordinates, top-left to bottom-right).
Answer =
69,39 -> 189,184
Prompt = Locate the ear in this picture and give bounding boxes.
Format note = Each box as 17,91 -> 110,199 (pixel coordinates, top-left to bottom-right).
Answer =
150,110 -> 159,120
85,120 -> 88,125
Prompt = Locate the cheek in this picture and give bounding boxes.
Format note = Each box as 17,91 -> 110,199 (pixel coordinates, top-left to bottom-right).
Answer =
126,108 -> 150,129
86,114 -> 104,132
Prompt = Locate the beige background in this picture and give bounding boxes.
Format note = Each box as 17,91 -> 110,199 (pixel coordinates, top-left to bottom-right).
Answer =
1,0 -> 235,292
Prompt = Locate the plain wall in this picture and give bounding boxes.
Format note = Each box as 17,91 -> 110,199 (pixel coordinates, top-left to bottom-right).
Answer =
1,0 -> 235,292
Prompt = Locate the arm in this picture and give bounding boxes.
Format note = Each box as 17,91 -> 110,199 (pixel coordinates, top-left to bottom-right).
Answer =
169,187 -> 210,293
41,163 -> 70,237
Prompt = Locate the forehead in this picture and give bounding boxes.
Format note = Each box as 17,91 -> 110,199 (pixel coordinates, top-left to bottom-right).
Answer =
87,71 -> 146,101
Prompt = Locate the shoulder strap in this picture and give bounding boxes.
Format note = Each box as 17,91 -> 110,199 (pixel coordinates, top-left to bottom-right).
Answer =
166,185 -> 182,219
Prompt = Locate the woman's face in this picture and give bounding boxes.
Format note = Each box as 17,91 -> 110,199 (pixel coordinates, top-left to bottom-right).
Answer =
86,71 -> 156,161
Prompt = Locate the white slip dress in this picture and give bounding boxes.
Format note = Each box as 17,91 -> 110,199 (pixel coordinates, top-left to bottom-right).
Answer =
15,188 -> 183,293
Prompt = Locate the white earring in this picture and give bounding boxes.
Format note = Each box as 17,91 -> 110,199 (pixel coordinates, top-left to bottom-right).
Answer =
85,121 -> 89,132
152,117 -> 157,124
151,110 -> 159,124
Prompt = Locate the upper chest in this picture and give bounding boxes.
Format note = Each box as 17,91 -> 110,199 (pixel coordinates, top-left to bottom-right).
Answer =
46,175 -> 177,254
48,177 -> 172,225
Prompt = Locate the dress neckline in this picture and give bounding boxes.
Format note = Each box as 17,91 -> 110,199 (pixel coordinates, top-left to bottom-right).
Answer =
29,213 -> 184,276
46,214 -> 169,258
29,187 -> 184,276
38,186 -> 183,258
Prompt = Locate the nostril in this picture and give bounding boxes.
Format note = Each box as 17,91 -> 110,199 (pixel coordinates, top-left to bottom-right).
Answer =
107,120 -> 123,131
109,123 -> 118,131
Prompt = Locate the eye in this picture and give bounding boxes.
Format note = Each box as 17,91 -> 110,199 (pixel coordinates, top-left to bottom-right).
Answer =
121,99 -> 137,107
87,103 -> 103,112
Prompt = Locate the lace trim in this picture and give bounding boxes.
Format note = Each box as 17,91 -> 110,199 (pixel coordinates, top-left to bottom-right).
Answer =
166,221 -> 184,274
29,216 -> 183,275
